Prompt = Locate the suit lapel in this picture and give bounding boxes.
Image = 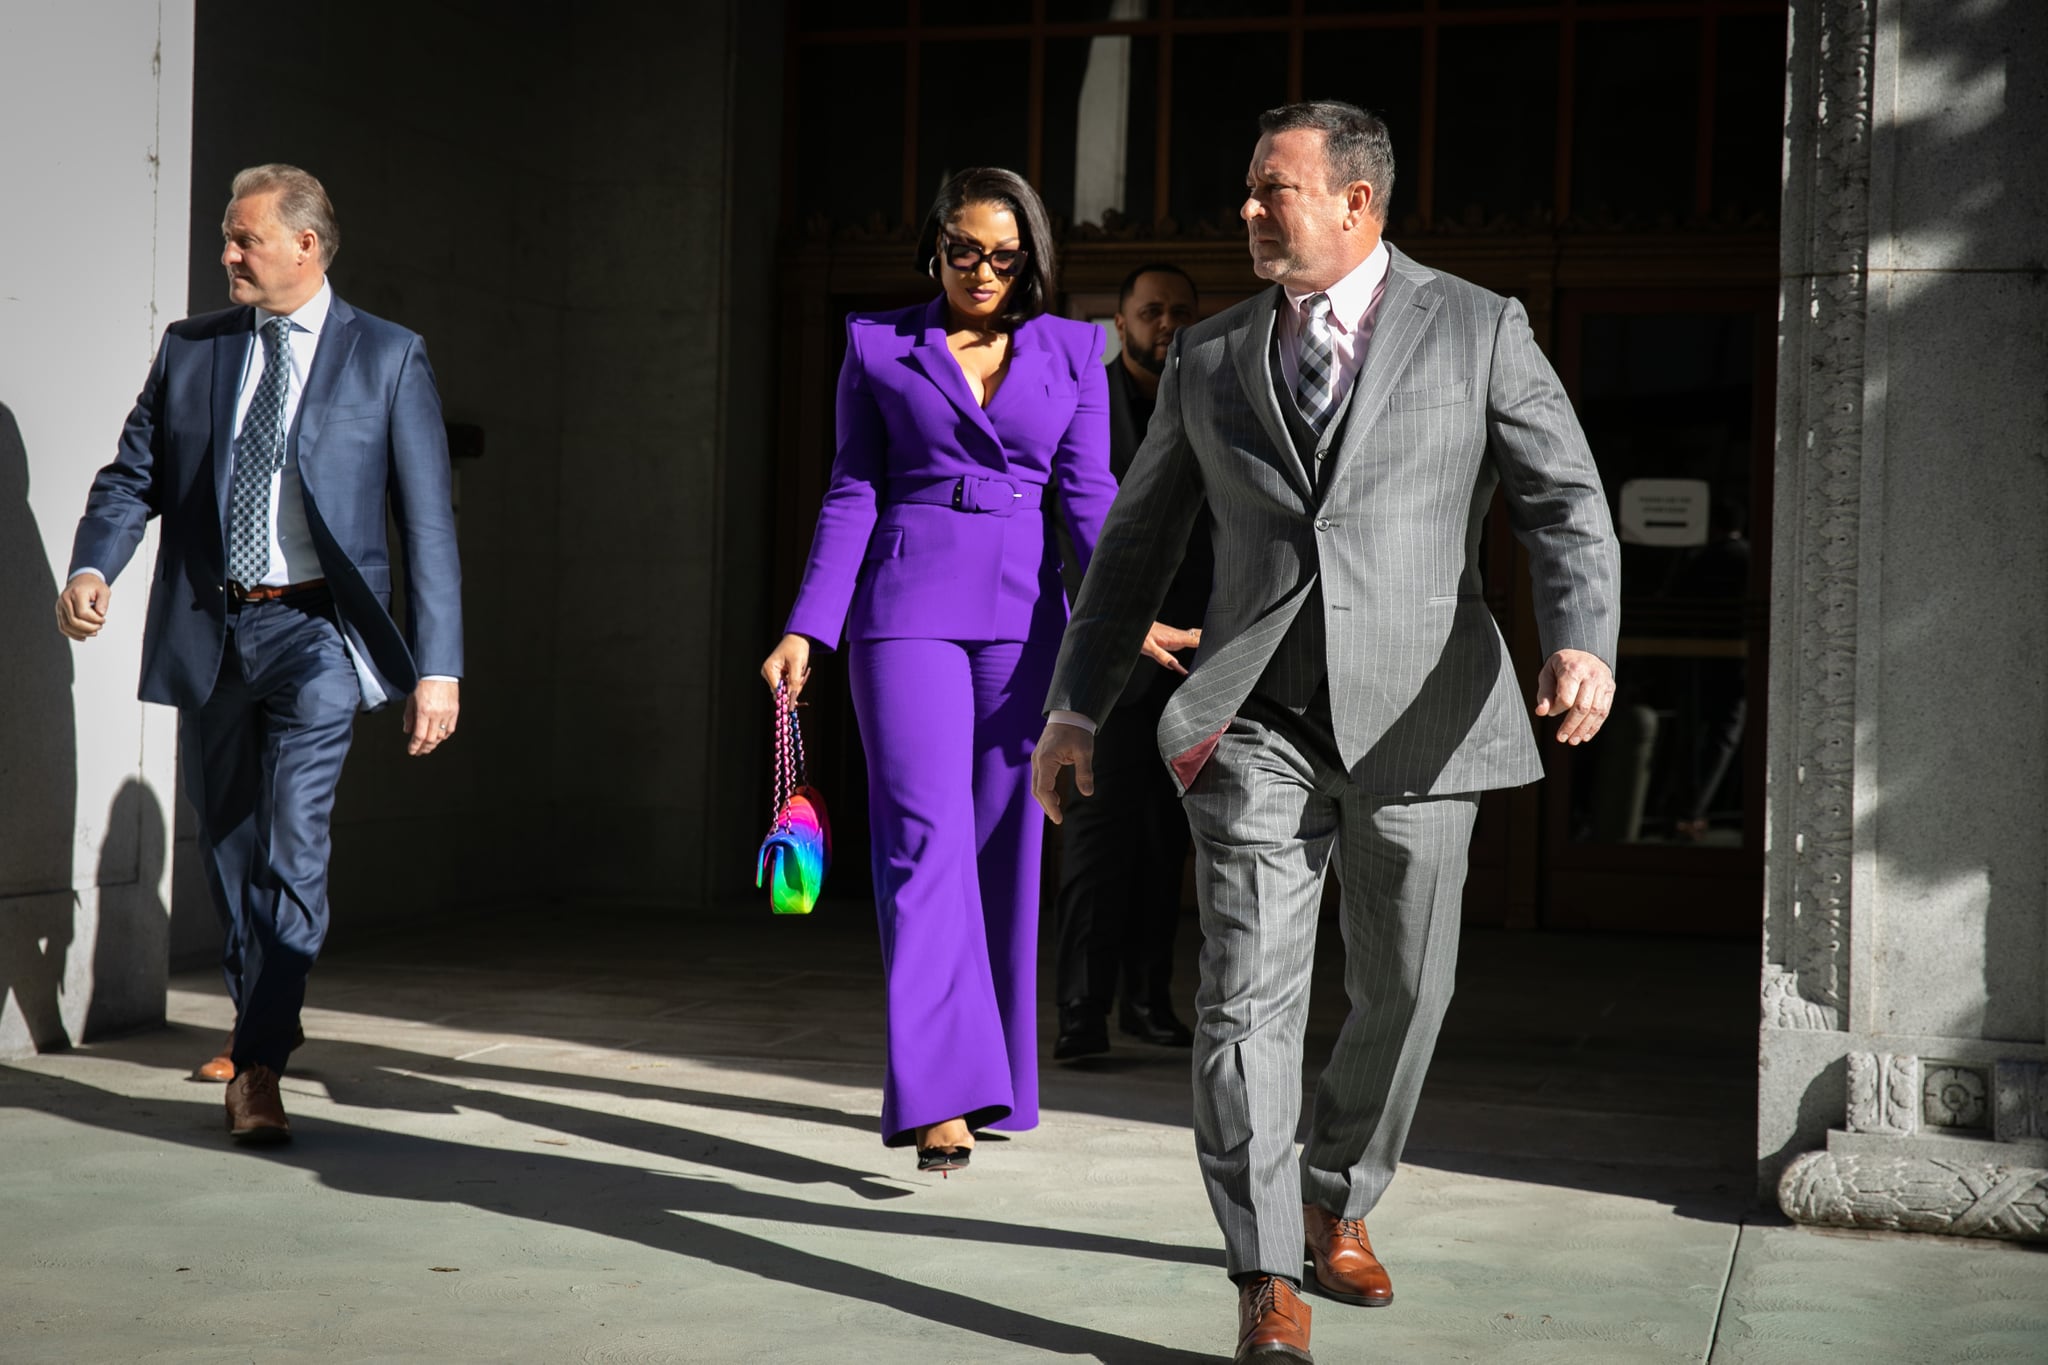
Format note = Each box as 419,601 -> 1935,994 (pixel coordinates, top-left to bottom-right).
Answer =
210,308 -> 254,519
984,344 -> 1050,426
1103,359 -> 1141,481
290,296 -> 361,497
1317,248 -> 1442,496
905,295 -> 1005,460
1227,288 -> 1313,503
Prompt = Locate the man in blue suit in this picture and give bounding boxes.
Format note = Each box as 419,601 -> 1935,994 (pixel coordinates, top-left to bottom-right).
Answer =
55,165 -> 463,1143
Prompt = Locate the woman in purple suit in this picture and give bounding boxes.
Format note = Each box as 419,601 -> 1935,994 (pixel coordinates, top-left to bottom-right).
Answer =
761,169 -> 1118,1173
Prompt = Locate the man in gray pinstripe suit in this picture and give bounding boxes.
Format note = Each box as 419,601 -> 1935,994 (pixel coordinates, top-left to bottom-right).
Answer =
1035,102 -> 1619,1364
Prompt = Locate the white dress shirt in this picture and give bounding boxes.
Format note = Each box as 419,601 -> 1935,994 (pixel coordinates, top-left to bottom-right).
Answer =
236,279 -> 332,586
1049,240 -> 1393,736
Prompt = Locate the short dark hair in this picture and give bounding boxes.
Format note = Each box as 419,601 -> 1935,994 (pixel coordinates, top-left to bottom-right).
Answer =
1117,262 -> 1199,308
1257,100 -> 1396,224
912,167 -> 1058,332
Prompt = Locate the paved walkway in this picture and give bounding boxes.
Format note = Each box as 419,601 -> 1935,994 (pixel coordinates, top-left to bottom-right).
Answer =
2,906 -> 2042,1363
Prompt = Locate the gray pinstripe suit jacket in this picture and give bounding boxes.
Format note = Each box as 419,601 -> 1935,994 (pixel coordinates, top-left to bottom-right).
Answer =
1045,244 -> 1620,797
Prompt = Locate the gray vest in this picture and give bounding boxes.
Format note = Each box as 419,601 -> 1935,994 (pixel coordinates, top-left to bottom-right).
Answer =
1252,328 -> 1360,710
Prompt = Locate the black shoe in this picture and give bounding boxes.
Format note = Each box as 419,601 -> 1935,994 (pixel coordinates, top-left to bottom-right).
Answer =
916,1145 -> 971,1176
1054,1006 -> 1110,1060
1119,1001 -> 1193,1047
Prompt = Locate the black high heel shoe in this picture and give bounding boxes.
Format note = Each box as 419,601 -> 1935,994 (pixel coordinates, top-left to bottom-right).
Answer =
913,1125 -> 973,1176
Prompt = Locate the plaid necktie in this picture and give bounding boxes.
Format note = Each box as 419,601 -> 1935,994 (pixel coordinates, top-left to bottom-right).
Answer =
227,316 -> 294,587
1295,291 -> 1337,433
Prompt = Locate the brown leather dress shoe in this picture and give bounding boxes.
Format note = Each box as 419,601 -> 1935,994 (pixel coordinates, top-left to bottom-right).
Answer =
224,1064 -> 292,1144
1235,1274 -> 1313,1363
1303,1204 -> 1394,1307
195,1026 -> 307,1083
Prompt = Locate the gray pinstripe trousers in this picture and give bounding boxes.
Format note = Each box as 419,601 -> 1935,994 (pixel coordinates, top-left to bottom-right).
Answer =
1183,691 -> 1477,1280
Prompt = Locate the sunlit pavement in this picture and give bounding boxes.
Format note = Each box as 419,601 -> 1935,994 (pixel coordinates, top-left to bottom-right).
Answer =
3,906 -> 2042,1363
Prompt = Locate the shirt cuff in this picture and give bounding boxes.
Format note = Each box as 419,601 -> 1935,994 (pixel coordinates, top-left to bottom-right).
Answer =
1048,709 -> 1097,734
68,568 -> 105,584
419,675 -> 459,684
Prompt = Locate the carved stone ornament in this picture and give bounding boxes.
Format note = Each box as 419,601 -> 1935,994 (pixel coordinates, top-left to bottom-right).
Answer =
1780,1150 -> 2048,1242
1994,1061 -> 2048,1144
1762,0 -> 1876,1033
1922,1064 -> 1990,1132
1762,964 -> 1840,1031
1845,1052 -> 1919,1135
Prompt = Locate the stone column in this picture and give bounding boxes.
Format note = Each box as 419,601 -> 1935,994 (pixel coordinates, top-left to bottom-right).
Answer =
0,1 -> 193,1057
1763,0 -> 2048,1241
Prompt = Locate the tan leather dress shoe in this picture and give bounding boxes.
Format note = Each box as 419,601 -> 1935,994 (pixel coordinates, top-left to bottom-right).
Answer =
1303,1204 -> 1394,1306
224,1064 -> 291,1143
196,1034 -> 237,1082
1235,1274 -> 1313,1363
195,1026 -> 307,1084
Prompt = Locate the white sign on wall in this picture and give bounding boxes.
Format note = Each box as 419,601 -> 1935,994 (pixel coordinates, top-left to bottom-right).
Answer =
1618,477 -> 1712,547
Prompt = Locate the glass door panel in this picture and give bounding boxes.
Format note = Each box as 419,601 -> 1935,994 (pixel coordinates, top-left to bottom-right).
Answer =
1541,292 -> 1774,935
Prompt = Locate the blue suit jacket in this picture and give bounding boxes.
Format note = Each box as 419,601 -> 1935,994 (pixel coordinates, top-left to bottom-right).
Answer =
69,294 -> 463,710
784,295 -> 1117,649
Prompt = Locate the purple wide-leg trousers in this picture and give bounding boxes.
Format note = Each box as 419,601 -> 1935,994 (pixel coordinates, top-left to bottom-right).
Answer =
848,633 -> 1055,1147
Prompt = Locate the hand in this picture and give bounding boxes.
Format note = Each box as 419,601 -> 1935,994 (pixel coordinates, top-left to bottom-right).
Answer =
1533,649 -> 1614,745
1030,722 -> 1096,825
1140,621 -> 1202,676
761,633 -> 813,701
403,678 -> 461,756
55,573 -> 110,641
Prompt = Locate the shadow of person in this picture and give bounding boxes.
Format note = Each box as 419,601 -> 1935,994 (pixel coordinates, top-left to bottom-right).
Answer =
84,780 -> 170,1039
0,400 -> 80,1054
1,1056 -> 1227,1365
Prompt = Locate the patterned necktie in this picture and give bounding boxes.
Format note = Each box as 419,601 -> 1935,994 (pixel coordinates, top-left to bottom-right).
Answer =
1296,291 -> 1337,434
227,316 -> 294,587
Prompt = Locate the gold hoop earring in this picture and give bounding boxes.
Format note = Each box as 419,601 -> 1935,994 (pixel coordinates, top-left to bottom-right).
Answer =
927,256 -> 939,280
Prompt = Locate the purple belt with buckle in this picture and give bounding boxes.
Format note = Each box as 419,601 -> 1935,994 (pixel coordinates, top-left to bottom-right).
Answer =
888,474 -> 1044,518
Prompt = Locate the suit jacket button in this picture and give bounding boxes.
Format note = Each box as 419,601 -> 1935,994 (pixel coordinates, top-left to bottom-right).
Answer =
1314,518 -> 1332,532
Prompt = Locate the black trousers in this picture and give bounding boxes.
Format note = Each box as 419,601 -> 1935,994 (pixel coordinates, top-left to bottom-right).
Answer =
1052,683 -> 1189,1014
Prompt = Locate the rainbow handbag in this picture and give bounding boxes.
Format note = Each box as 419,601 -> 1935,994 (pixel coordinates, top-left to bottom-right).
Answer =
756,681 -> 831,915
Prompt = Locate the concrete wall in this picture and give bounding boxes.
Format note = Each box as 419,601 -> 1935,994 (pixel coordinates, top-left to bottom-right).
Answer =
0,2 -> 193,1056
548,2 -> 780,903
1763,0 -> 2048,1225
175,0 -> 780,964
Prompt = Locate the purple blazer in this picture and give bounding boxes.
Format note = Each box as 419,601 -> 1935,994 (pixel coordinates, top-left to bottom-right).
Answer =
786,296 -> 1117,648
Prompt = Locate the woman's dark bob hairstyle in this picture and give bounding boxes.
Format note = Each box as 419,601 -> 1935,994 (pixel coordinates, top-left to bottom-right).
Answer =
913,167 -> 1058,332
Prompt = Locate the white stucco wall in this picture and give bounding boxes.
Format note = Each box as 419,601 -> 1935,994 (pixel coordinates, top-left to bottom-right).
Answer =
0,1 -> 193,1055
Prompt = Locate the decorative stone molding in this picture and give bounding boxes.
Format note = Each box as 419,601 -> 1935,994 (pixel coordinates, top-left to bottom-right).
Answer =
1845,1052 -> 1919,1135
1995,1062 -> 2048,1144
1763,0 -> 1877,1032
1922,1064 -> 1990,1133
1762,964 -> 1840,1031
1779,1151 -> 2048,1242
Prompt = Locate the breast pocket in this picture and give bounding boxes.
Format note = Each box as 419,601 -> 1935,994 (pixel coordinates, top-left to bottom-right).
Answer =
320,402 -> 384,426
1389,380 -> 1470,412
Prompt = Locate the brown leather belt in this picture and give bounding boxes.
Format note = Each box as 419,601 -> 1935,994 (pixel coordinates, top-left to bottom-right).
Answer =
227,577 -> 326,603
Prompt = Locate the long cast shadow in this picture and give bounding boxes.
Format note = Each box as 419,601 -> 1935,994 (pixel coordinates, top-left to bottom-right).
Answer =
0,400 -> 79,1054
1,1063 -> 1224,1364
81,1030 -> 1222,1273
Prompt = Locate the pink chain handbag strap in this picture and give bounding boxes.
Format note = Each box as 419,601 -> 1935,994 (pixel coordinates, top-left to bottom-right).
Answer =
770,680 -> 808,831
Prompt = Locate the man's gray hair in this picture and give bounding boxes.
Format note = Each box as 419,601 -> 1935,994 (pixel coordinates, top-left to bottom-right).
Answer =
1257,101 -> 1396,224
229,164 -> 341,267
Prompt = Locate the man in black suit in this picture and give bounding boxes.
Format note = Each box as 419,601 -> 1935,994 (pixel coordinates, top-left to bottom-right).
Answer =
1053,263 -> 1211,1059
